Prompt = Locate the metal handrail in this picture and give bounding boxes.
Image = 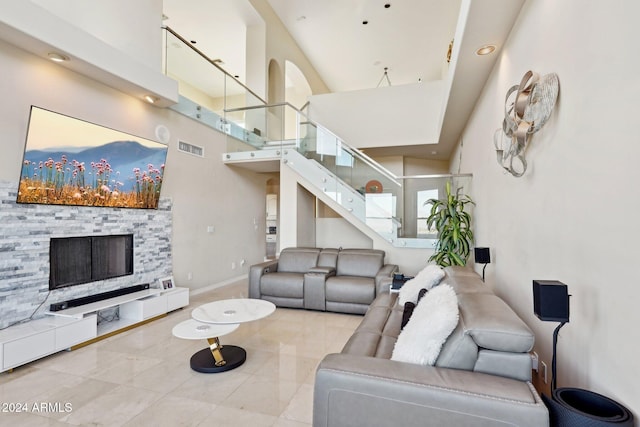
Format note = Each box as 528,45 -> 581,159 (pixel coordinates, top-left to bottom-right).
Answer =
224,102 -> 401,186
223,101 -> 302,113
163,26 -> 267,106
396,173 -> 473,180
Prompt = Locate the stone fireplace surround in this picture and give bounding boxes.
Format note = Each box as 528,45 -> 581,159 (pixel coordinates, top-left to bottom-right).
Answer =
0,180 -> 172,330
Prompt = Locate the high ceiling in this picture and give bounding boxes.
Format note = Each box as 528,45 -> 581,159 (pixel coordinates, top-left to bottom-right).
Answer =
266,0 -> 462,92
162,0 -> 525,160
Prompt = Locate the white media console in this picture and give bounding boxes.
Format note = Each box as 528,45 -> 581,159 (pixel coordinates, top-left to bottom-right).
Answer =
0,287 -> 189,373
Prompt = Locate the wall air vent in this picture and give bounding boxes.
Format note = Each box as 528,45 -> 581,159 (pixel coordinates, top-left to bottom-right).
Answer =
178,140 -> 204,157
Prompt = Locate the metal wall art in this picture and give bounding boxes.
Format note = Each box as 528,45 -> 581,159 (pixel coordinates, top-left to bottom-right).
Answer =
494,70 -> 559,177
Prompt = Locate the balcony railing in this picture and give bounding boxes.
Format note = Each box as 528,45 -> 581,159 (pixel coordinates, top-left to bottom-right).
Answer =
163,26 -> 472,246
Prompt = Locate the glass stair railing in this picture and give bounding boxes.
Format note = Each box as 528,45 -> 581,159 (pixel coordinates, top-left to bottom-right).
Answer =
163,26 -> 472,248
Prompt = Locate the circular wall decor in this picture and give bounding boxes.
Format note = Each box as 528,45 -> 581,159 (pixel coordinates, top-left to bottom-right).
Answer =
365,179 -> 383,193
155,124 -> 170,144
494,70 -> 559,177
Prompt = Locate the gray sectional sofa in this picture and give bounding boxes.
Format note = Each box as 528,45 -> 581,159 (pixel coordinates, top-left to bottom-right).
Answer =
313,266 -> 549,427
249,247 -> 398,314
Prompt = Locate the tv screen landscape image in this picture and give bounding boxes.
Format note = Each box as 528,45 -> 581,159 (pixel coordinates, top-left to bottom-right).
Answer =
17,106 -> 168,209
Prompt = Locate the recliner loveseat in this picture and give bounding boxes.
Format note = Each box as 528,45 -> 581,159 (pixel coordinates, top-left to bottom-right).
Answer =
249,247 -> 398,314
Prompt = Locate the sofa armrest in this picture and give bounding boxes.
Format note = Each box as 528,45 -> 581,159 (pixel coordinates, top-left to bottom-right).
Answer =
314,354 -> 548,427
304,268 -> 336,311
308,266 -> 336,274
374,264 -> 398,295
248,259 -> 279,299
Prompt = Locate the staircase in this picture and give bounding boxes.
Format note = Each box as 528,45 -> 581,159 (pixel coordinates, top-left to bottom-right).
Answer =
162,26 -> 472,251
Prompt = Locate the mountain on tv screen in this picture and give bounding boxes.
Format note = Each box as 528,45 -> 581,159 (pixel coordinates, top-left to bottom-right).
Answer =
17,106 -> 169,209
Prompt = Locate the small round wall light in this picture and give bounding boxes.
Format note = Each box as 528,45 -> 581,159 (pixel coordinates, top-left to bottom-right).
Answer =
48,52 -> 70,62
475,45 -> 496,56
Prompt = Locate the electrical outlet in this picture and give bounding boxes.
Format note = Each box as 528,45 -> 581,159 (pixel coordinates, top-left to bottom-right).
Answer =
231,262 -> 236,270
541,361 -> 548,384
531,352 -> 539,372
187,272 -> 192,280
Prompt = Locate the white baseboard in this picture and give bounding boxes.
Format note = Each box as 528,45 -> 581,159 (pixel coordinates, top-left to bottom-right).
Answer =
189,274 -> 248,296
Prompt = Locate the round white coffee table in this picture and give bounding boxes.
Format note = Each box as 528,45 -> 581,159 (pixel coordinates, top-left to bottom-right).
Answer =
192,298 -> 276,324
179,298 -> 275,373
172,319 -> 241,373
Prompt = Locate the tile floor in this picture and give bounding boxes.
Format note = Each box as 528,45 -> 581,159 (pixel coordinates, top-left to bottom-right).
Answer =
0,280 -> 363,426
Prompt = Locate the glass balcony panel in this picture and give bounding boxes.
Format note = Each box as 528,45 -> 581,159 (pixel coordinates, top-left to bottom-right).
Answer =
165,31 -> 226,121
164,27 -> 473,247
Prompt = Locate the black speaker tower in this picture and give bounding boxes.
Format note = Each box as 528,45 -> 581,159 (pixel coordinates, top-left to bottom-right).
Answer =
533,280 -> 569,322
532,279 -> 570,391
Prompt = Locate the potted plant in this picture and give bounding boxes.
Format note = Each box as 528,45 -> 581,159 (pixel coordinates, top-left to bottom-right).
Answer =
425,181 -> 475,267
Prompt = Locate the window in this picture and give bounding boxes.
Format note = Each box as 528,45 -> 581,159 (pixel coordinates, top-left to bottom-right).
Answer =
416,189 -> 438,237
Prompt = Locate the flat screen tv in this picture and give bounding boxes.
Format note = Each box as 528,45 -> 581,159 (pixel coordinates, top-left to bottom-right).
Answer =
49,234 -> 134,290
17,106 -> 168,209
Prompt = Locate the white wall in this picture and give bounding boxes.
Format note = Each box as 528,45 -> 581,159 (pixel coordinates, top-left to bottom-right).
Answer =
0,39 -> 268,291
31,0 -> 163,70
248,0 -> 329,97
308,81 -> 445,149
316,218 -> 372,250
454,0 -> 639,415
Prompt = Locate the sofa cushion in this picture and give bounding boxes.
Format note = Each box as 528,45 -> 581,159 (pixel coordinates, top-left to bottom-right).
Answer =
443,267 -> 494,295
261,272 -> 304,298
458,293 -> 535,352
318,248 -> 339,268
336,249 -> 384,278
434,315 -> 479,370
397,265 -> 444,306
391,284 -> 459,366
277,247 -> 320,273
326,275 -> 376,304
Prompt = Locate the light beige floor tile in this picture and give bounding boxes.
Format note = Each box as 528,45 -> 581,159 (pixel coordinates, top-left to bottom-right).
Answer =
122,395 -> 216,427
231,348 -> 275,375
220,375 -> 301,417
280,383 -> 314,424
195,405 -> 277,427
86,352 -> 164,384
60,384 -> 162,426
273,418 -> 312,427
277,336 -> 328,359
171,370 -> 252,405
30,377 -> 119,420
35,347 -> 127,377
125,358 -> 193,394
0,412 -> 70,426
0,367 -> 84,403
253,353 -> 320,384
1,279 -> 363,426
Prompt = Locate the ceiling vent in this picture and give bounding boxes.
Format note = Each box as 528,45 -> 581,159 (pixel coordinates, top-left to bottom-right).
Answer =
178,140 -> 204,157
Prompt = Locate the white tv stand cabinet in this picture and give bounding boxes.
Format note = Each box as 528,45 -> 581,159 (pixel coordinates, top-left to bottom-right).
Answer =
0,287 -> 189,373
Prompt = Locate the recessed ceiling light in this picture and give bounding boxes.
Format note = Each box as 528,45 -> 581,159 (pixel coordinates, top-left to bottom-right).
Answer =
431,151 -> 438,155
48,52 -> 69,62
475,45 -> 496,56
144,95 -> 159,104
